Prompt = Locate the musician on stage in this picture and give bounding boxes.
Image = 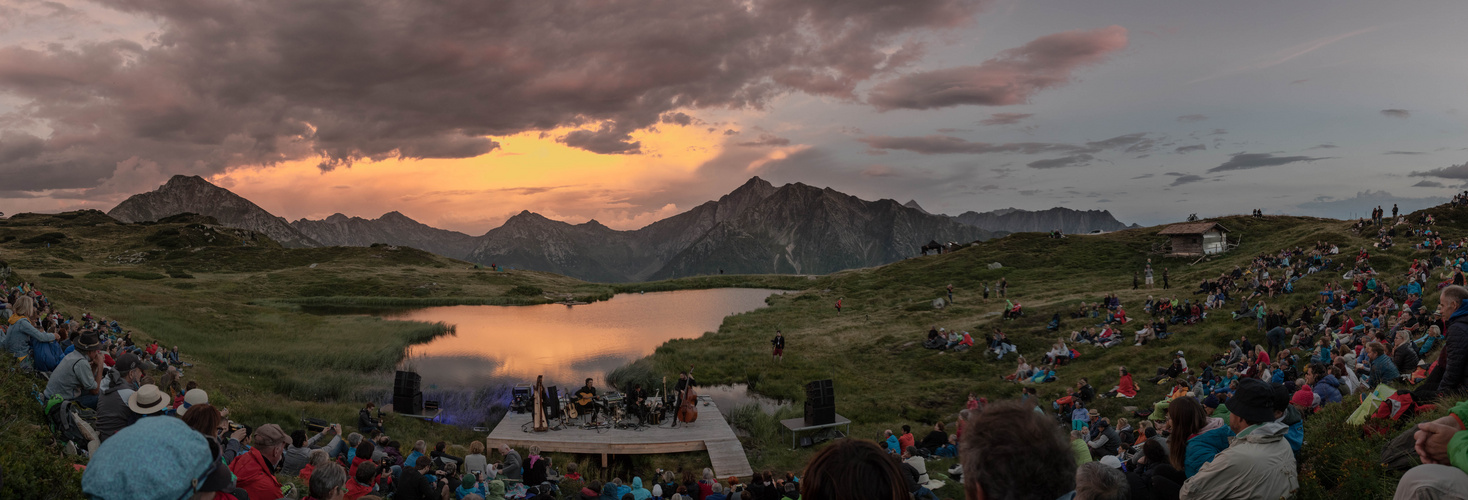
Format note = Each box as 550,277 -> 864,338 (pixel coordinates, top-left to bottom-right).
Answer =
672,370 -> 696,428
627,382 -> 648,425
574,378 -> 600,423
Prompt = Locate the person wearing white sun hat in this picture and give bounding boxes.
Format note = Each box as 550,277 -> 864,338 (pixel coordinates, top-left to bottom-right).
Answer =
177,388 -> 209,416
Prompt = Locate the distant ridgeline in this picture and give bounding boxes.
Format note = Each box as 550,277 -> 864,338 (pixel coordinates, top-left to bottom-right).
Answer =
107,175 -> 1129,282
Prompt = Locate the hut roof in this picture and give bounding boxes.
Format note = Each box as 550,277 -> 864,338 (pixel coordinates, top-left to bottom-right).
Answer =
1157,222 -> 1228,235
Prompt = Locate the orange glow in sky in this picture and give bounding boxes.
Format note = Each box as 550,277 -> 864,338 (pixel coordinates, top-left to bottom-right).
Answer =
210,121 -> 731,234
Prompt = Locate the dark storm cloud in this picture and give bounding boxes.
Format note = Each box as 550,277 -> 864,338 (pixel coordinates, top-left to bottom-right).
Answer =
735,133 -> 792,147
0,0 -> 986,190
1207,152 -> 1331,173
1170,174 -> 1205,186
1380,109 -> 1411,118
1384,151 -> 1424,155
858,135 -> 1085,155
980,113 -> 1034,125
1413,180 -> 1445,188
1174,144 -> 1206,154
1308,144 -> 1338,150
868,25 -> 1128,110
1027,154 -> 1093,169
1410,161 -> 1468,180
857,130 -> 1156,159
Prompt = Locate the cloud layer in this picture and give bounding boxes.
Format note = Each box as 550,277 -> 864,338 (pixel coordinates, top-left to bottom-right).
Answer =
868,25 -> 1128,110
0,0 -> 985,190
1207,152 -> 1330,173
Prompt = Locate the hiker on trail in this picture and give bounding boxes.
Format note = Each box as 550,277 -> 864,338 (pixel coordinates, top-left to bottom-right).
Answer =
1179,379 -> 1298,500
772,330 -> 785,362
1163,268 -> 1171,290
835,297 -> 843,313
961,401 -> 1077,500
983,285 -> 990,301
1145,261 -> 1155,288
998,278 -> 1008,298
1133,272 -> 1139,290
947,284 -> 955,303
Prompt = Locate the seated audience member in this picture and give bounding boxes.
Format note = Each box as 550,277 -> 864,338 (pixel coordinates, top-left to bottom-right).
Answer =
42,331 -> 105,409
1076,460 -> 1129,500
1179,379 -> 1298,499
962,401 -> 1077,500
798,439 -> 909,500
81,417 -> 243,499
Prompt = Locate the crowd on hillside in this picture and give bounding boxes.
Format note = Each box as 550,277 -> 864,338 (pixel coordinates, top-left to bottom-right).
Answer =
20,204 -> 1468,500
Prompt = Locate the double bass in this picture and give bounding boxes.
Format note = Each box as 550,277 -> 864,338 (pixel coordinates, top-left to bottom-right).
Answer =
676,366 -> 698,424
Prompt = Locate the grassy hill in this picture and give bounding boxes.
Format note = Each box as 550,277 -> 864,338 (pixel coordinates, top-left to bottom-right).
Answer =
1,206 -> 1458,498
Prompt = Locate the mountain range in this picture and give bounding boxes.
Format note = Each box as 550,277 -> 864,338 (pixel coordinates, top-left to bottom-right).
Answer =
107,175 -> 1130,281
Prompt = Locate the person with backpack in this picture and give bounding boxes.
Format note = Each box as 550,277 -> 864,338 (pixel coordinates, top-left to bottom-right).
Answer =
1,295 -> 56,370
42,330 -> 105,409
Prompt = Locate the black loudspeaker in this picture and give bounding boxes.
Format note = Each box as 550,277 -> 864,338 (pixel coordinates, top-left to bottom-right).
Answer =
544,386 -> 562,419
393,392 -> 423,415
804,401 -> 836,426
805,379 -> 834,406
394,371 -> 421,397
804,379 -> 835,426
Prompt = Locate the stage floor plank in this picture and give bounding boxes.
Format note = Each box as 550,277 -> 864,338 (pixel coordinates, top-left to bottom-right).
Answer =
486,398 -> 754,478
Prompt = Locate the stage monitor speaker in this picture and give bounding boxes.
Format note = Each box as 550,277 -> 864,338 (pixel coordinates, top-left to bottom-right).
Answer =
544,386 -> 562,419
805,379 -> 834,407
393,392 -> 423,415
804,400 -> 836,426
394,371 -> 421,397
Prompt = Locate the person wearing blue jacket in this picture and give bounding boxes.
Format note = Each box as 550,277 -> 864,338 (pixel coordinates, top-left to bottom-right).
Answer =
1366,341 -> 1399,385
1309,364 -> 1342,404
1185,383 -> 1305,477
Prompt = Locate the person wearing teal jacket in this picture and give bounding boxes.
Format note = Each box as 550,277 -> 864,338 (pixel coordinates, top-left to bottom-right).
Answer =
1394,400 -> 1468,498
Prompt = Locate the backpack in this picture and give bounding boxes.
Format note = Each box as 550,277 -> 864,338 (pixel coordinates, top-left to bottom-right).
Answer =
44,395 -> 90,450
1370,391 -> 1419,422
29,337 -> 64,373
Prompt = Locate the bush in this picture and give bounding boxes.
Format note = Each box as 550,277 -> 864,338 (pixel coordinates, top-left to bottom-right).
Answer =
0,357 -> 86,499
18,232 -> 65,246
506,285 -> 544,297
38,271 -> 73,279
167,269 -> 194,279
85,270 -> 167,280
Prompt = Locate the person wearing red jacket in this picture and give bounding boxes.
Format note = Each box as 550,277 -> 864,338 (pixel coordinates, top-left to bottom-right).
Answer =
232,423 -> 291,500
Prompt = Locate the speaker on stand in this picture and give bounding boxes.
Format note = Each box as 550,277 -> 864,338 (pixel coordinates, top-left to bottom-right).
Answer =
393,370 -> 423,414
804,379 -> 835,426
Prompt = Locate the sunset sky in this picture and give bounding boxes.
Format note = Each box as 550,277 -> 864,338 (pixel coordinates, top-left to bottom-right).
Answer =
1,0 -> 1466,233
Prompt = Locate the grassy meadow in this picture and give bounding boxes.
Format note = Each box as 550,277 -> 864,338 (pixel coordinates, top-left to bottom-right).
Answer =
2,206 -> 1464,498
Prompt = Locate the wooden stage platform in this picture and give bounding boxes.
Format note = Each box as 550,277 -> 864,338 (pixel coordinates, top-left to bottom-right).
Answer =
485,397 -> 753,478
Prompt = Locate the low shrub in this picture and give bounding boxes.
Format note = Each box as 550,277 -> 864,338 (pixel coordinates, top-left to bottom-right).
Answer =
506,285 -> 544,297
39,271 -> 73,279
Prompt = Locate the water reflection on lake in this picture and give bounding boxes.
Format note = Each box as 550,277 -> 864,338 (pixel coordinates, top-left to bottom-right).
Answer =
386,288 -> 781,391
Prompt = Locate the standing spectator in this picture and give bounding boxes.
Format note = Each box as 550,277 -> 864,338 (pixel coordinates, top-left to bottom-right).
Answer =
1145,262 -> 1155,288
1179,379 -> 1298,500
835,297 -> 843,313
772,330 -> 785,362
961,401 -> 1076,500
42,331 -> 104,409
1163,268 -> 1171,290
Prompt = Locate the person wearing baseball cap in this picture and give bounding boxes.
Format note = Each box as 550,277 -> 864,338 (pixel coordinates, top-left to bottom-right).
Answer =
231,423 -> 291,500
1179,378 -> 1298,499
82,416 -> 244,500
42,330 -> 105,409
96,353 -> 166,442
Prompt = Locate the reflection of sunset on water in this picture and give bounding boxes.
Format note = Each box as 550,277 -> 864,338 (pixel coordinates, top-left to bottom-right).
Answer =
389,289 -> 779,389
